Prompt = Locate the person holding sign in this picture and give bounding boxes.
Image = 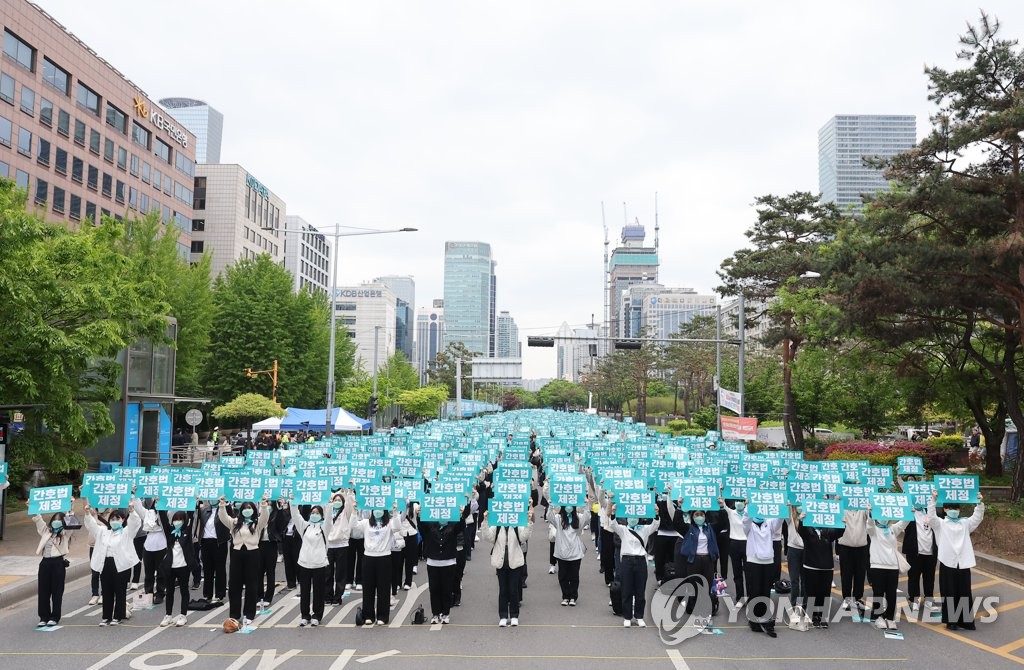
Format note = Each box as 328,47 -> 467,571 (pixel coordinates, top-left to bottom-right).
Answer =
195,497 -> 229,606
482,499 -> 534,627
83,496 -> 142,626
674,502 -> 720,618
928,489 -> 985,631
865,507 -> 908,631
325,491 -> 355,606
795,507 -> 844,629
607,498 -> 660,628
33,505 -> 74,627
837,497 -> 870,613
157,503 -> 198,626
352,501 -> 404,626
419,502 -> 469,624
722,499 -> 749,606
545,504 -> 586,607
902,495 -> 939,613
218,495 -> 271,630
293,500 -> 337,627
132,497 -> 168,606
742,504 -> 783,637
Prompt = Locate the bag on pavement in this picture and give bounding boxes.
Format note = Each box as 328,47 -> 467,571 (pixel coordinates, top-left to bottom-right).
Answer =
788,605 -> 812,632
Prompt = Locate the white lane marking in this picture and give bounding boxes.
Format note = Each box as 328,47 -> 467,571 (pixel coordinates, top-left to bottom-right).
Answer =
129,649 -> 197,670
357,650 -> 400,664
326,599 -> 362,627
666,649 -> 691,670
430,622 -> 442,631
328,649 -> 356,670
388,582 -> 428,628
224,649 -> 259,670
259,598 -> 301,627
84,624 -> 167,670
190,602 -> 229,627
63,604 -> 94,618
282,603 -> 336,628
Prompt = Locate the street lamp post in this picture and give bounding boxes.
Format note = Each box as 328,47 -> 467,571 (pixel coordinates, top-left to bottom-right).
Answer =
261,223 -> 417,438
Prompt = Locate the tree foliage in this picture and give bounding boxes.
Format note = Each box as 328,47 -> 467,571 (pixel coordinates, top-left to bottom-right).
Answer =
396,385 -> 449,421
537,379 -> 587,409
427,341 -> 477,399
212,393 -> 285,423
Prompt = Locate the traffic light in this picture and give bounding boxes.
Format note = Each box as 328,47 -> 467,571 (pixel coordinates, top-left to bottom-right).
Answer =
368,394 -> 378,417
528,336 -> 555,347
614,339 -> 643,350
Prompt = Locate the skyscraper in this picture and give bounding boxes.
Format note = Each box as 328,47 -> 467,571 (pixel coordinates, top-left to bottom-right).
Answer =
818,114 -> 916,212
375,275 -> 416,362
159,97 -> 224,163
607,222 -> 658,338
415,299 -> 444,384
443,241 -> 494,356
496,311 -> 520,358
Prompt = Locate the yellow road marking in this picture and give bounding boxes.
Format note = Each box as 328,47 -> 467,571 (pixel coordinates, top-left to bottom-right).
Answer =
973,578 -> 1004,590
994,598 -> 1024,614
996,638 -> 1024,654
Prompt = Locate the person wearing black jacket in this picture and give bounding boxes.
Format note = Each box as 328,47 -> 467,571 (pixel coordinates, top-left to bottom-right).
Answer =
711,509 -> 731,582
420,505 -> 469,624
903,504 -> 939,612
654,498 -> 680,583
796,512 -> 845,629
279,500 -> 302,590
158,505 -> 198,626
258,501 -> 284,608
194,499 -> 229,605
673,505 -> 720,616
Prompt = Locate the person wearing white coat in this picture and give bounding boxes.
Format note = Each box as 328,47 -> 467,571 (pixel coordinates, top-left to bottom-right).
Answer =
292,502 -> 333,627
351,503 -> 403,626
482,506 -> 534,627
866,514 -> 908,631
84,498 -> 142,626
546,505 -> 586,606
928,490 -> 985,630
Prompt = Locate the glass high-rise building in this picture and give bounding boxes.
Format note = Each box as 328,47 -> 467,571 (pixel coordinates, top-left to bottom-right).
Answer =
496,310 -> 520,358
818,114 -> 916,212
375,275 -> 415,362
159,97 -> 223,164
415,299 -> 444,384
443,241 -> 494,356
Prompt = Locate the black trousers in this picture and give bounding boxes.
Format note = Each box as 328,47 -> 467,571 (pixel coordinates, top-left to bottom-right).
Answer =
326,546 -> 348,601
463,524 -> 476,560
549,541 -> 557,567
298,565 -> 326,621
802,567 -> 833,622
600,529 -> 616,585
191,542 -> 202,585
143,548 -> 166,596
361,554 -> 392,623
349,538 -> 365,585
427,563 -> 456,616
939,564 -> 975,626
868,567 -> 899,621
390,550 -> 404,595
557,558 -> 581,600
908,553 -> 937,601
654,534 -> 676,582
228,547 -> 261,621
37,557 -> 66,623
744,561 -> 776,627
258,540 -> 279,604
678,554 -> 718,615
165,565 -> 190,616
200,538 -> 227,600
132,536 -> 145,583
717,535 -> 731,580
452,548 -> 466,604
729,540 -> 747,599
283,534 -> 301,588
772,540 -> 783,583
100,557 -> 130,622
837,544 -> 868,601
88,547 -> 100,596
496,565 -> 522,618
403,535 -> 419,585
618,555 -> 648,620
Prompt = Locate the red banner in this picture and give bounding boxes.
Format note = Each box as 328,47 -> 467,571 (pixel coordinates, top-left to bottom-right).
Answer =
721,416 -> 758,441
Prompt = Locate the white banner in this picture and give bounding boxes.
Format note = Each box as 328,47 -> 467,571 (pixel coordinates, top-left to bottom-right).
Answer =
718,388 -> 742,414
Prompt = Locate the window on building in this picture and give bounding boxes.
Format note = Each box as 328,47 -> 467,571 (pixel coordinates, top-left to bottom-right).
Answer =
115,179 -> 125,204
191,219 -> 205,232
175,152 -> 194,177
89,128 -> 100,154
34,178 -> 47,205
193,175 -> 206,210
71,156 -> 83,183
39,97 -> 52,126
128,186 -> 137,208
153,167 -> 161,189
85,201 -> 96,223
69,194 -> 81,220
154,138 -> 171,164
131,121 -> 149,149
103,137 -> 114,162
190,240 -> 204,254
42,58 -> 70,95
36,137 -> 50,166
20,84 -> 34,116
105,103 -> 127,134
72,118 -> 84,144
76,82 -> 100,116
101,172 -> 111,197
129,153 -> 139,176
3,30 -> 35,71
141,161 -> 150,184
55,147 -> 67,175
117,146 -> 127,170
163,173 -> 172,195
150,198 -> 160,216
0,72 -> 14,103
15,168 -> 28,190
52,186 -> 65,213
87,164 -> 98,190
17,127 -> 31,156
139,193 -> 148,212
0,114 -> 10,147
0,160 -> 9,178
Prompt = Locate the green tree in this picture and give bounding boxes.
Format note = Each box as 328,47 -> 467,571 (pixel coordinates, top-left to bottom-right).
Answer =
376,352 -> 420,409
428,341 -> 477,399
537,379 -> 587,409
212,393 -> 285,424
661,315 -> 717,422
396,385 -> 449,421
337,370 -> 373,417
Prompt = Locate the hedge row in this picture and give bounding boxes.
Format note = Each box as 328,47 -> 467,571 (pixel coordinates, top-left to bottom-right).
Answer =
821,440 -> 961,471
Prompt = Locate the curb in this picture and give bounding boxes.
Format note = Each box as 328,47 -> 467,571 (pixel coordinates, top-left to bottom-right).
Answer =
976,551 -> 1024,586
0,558 -> 91,609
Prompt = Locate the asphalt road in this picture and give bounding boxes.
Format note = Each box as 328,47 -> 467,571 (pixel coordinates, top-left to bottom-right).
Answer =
1,523 -> 1023,670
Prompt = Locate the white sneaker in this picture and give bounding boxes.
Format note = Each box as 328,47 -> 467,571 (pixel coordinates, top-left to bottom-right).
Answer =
926,600 -> 941,611
242,617 -> 251,627
475,533 -> 481,541
623,619 -> 632,627
345,583 -> 353,590
160,615 -> 173,627
88,596 -> 100,606
548,566 -> 556,574
441,614 -> 450,624
413,566 -> 419,575
841,598 -> 851,611
46,620 -> 56,627
874,617 -> 887,630
886,619 -> 898,630
561,599 -> 569,606
174,615 -> 187,627
98,620 -> 108,627
736,597 -> 747,608
911,601 -> 920,612
311,619 -> 319,627
402,584 -> 411,591
510,617 -> 519,626
36,621 -> 47,628
636,619 -> 647,628
299,619 -> 310,627
129,582 -> 138,591
569,599 -> 576,607
110,619 -> 120,626
499,618 -> 508,627
354,584 -> 362,591
375,620 -> 385,626
430,615 -> 440,625
362,619 -> 374,627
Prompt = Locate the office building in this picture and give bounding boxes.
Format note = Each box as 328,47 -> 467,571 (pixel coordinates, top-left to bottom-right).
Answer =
607,222 -> 658,338
556,322 -> 598,383
620,284 -> 717,340
190,163 -> 284,277
0,0 -> 197,258
334,283 -> 397,375
415,299 -> 444,384
158,97 -> 223,163
443,241 -> 495,356
375,275 -> 415,362
818,114 -> 916,212
283,215 -> 330,294
721,297 -> 770,355
496,311 -> 521,358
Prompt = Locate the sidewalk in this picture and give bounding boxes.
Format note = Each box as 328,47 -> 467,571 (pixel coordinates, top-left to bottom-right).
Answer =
0,500 -> 92,609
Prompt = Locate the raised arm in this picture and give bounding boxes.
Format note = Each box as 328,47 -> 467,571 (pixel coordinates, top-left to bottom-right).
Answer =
124,497 -> 143,536
966,495 -> 985,533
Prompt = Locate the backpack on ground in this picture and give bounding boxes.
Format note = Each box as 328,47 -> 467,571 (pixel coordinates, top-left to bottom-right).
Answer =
412,604 -> 425,624
609,580 -> 623,616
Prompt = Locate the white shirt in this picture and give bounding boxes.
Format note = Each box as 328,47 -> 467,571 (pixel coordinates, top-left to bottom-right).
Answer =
203,509 -> 218,539
913,510 -> 934,555
742,516 -> 782,564
610,519 -> 661,556
696,528 -> 709,555
786,518 -> 804,550
725,506 -> 747,541
867,521 -> 907,569
171,540 -> 186,568
928,502 -> 984,569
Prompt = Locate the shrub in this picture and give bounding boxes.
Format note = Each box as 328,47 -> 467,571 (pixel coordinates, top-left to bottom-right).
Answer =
924,436 -> 963,450
823,440 -> 958,471
667,419 -> 690,433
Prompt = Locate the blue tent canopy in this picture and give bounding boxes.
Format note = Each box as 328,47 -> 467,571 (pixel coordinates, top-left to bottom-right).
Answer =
277,407 -> 371,432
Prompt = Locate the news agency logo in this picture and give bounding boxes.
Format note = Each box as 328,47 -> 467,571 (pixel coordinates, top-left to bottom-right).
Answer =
651,576 -> 715,646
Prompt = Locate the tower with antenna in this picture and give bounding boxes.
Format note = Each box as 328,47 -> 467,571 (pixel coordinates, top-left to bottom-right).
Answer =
604,195 -> 661,340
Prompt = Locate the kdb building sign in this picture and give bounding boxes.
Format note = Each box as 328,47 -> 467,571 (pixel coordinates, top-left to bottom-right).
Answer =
133,96 -> 188,148
335,289 -> 384,299
246,174 -> 270,199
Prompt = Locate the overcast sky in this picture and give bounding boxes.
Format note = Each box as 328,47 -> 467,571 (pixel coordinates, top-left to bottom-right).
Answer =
35,0 -> 1024,378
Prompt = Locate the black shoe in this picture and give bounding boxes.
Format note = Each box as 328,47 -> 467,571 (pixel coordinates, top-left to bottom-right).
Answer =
960,622 -> 976,631
765,626 -> 778,638
190,581 -> 200,590
522,581 -> 528,589
154,595 -> 164,605
452,601 -> 461,607
712,602 -> 720,616
749,623 -> 763,632
946,623 -> 959,630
